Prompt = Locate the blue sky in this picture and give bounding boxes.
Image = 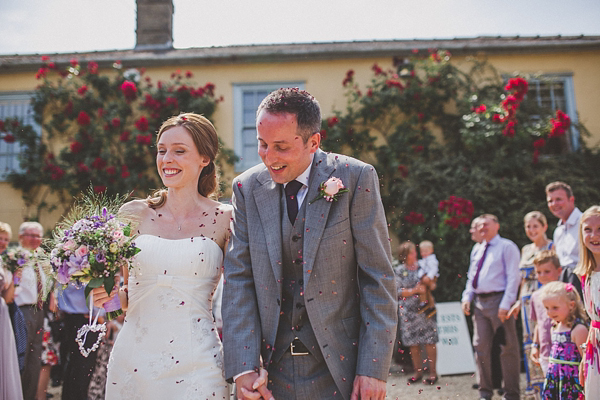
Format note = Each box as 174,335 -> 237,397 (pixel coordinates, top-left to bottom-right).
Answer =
1,0 -> 599,55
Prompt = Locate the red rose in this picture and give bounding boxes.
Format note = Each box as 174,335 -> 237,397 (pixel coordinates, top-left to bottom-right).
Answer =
371,63 -> 384,76
70,141 -> 83,153
185,70 -> 193,78
3,134 -> 15,143
94,186 -> 107,194
36,67 -> 48,80
342,70 -> 354,86
327,117 -> 339,128
78,85 -> 88,95
47,62 -> 56,69
385,80 -> 404,90
112,118 -> 121,128
106,166 -> 117,175
91,157 -> 107,170
404,211 -> 425,225
70,59 -> 78,67
474,104 -> 487,114
533,138 -> 546,149
120,131 -> 131,142
136,134 -> 153,145
41,56 -> 49,62
204,83 -> 215,96
367,88 -> 374,97
87,61 -> 99,74
135,116 -> 149,132
77,162 -> 89,174
120,81 -> 137,101
413,145 -> 424,153
77,111 -> 91,126
492,114 -> 504,124
502,120 -> 517,137
398,164 -> 408,178
165,97 -> 178,108
121,165 -> 130,178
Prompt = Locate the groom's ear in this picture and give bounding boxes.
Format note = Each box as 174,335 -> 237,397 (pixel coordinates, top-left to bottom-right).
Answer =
308,132 -> 321,153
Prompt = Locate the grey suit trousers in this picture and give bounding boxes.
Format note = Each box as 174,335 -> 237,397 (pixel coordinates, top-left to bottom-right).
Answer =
472,293 -> 520,400
268,350 -> 339,400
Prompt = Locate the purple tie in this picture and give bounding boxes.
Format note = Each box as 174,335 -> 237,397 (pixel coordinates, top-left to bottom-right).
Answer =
285,180 -> 303,224
472,242 -> 490,290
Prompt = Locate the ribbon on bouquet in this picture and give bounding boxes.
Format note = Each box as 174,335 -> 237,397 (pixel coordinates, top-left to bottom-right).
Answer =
75,290 -> 107,358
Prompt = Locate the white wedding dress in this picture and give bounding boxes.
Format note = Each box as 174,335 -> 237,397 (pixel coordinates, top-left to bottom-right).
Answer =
105,235 -> 228,400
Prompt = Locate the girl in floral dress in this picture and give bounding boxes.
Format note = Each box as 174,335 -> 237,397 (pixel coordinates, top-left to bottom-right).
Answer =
539,281 -> 588,399
574,205 -> 600,397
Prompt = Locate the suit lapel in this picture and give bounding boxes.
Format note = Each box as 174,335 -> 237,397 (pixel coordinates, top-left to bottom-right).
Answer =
303,150 -> 335,282
253,169 -> 284,286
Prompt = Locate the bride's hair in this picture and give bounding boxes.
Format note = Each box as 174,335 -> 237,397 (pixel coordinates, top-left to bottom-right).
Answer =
147,113 -> 220,208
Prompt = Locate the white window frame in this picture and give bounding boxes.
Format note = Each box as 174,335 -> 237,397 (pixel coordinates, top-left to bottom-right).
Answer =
0,92 -> 40,181
526,74 -> 580,151
233,82 -> 305,172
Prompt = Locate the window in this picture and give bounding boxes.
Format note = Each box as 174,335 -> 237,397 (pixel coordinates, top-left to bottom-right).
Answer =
526,75 -> 579,150
0,92 -> 39,180
233,82 -> 305,171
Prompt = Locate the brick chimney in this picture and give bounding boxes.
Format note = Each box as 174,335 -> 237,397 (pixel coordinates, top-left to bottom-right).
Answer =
135,0 -> 174,51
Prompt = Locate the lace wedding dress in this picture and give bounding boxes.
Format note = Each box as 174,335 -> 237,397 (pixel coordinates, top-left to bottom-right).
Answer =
105,235 -> 228,399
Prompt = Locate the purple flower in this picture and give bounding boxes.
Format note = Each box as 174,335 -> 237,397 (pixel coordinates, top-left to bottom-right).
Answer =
95,252 -> 106,264
67,253 -> 88,271
56,262 -> 71,285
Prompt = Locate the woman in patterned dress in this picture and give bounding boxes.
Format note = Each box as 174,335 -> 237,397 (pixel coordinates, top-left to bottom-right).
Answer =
395,241 -> 439,385
508,211 -> 553,399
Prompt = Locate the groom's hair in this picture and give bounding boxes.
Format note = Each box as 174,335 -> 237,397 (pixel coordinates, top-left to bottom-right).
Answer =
257,87 -> 321,142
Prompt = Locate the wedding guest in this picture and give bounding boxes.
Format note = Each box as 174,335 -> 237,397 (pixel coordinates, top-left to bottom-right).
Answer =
1,264 -> 24,400
57,284 -> 99,399
546,181 -> 583,297
507,211 -> 553,398
35,295 -> 59,400
0,221 -> 12,253
395,241 -> 439,384
15,221 -> 46,400
529,250 -> 562,376
461,214 -> 521,400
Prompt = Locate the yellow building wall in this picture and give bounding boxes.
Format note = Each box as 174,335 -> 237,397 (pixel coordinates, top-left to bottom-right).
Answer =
1,49 -> 599,233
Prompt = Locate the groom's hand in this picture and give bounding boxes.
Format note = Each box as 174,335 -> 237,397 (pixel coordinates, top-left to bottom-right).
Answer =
350,375 -> 386,400
235,369 -> 273,400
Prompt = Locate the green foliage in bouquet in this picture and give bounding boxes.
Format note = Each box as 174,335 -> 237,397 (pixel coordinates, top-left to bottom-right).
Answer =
321,50 -> 600,302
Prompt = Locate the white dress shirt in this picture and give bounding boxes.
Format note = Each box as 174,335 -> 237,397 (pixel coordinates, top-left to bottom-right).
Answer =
283,154 -> 313,209
14,265 -> 46,306
461,234 -> 521,310
553,207 -> 582,268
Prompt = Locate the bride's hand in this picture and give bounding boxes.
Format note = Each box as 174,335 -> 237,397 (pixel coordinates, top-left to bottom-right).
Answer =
90,286 -> 117,308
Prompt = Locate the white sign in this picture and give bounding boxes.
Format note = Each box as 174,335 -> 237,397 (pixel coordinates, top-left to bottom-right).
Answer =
436,301 -> 476,375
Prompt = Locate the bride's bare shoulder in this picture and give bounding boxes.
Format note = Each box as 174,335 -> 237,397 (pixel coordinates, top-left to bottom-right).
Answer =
119,199 -> 152,219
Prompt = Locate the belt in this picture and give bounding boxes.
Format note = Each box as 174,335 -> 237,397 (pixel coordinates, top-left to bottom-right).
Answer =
290,337 -> 310,356
476,291 -> 503,299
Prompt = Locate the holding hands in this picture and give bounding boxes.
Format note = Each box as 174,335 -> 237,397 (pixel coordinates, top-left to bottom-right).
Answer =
235,369 -> 272,400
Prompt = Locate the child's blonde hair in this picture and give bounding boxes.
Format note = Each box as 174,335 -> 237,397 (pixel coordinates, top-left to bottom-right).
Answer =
419,240 -> 434,252
574,205 -> 600,278
539,281 -> 588,328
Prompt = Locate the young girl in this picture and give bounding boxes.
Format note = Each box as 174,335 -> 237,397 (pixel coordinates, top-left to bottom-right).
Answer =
574,205 -> 600,397
540,281 -> 588,399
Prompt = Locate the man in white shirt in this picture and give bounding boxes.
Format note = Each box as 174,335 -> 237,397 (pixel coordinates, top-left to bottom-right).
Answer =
461,214 -> 521,400
545,181 -> 583,296
14,221 -> 45,400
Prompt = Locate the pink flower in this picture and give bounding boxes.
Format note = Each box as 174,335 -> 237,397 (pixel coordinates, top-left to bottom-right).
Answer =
328,117 -> 339,128
78,85 -> 88,95
75,245 -> 88,258
323,177 -> 345,198
565,283 -> 574,292
342,70 -> 354,86
120,131 -> 131,142
70,141 -> 83,153
87,61 -> 99,74
70,58 -> 79,67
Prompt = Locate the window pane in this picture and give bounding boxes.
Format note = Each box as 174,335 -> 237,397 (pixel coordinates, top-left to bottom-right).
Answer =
0,94 -> 36,180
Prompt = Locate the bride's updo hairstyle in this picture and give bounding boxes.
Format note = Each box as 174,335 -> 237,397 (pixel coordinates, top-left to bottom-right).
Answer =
147,113 -> 220,208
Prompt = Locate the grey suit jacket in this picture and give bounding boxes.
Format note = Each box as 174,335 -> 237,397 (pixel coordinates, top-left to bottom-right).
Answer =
222,149 -> 397,399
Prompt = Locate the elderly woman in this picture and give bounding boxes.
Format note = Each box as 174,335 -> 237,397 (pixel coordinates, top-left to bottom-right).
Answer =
1,264 -> 24,400
507,211 -> 553,398
394,241 -> 439,385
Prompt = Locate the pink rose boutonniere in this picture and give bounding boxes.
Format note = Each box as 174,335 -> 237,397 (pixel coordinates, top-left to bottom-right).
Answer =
309,177 -> 349,204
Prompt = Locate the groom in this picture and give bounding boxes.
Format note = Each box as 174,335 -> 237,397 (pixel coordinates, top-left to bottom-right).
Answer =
222,88 -> 397,399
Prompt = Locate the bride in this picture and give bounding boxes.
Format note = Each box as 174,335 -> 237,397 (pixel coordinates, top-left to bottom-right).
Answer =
92,113 -> 269,399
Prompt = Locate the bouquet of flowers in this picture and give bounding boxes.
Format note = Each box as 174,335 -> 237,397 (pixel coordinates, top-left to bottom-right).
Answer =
1,246 -> 32,285
48,190 -> 140,319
